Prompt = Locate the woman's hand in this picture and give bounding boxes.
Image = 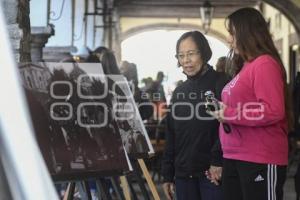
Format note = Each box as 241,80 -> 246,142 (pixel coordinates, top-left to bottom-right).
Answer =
205,165 -> 222,186
163,182 -> 175,200
206,102 -> 227,123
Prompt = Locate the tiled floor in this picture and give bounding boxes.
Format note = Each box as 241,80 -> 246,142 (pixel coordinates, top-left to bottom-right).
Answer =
284,155 -> 299,200
58,156 -> 299,199
151,170 -> 299,200
139,156 -> 300,200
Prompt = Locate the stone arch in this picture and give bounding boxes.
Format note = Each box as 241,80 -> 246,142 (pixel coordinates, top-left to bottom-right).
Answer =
264,0 -> 300,41
120,0 -> 300,43
117,0 -> 300,62
121,23 -> 229,46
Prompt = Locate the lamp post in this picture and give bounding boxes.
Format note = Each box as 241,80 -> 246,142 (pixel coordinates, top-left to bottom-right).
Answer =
200,1 -> 214,34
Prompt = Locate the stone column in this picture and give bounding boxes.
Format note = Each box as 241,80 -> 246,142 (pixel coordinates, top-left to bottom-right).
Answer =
3,0 -> 31,63
112,9 -> 122,63
31,25 -> 55,62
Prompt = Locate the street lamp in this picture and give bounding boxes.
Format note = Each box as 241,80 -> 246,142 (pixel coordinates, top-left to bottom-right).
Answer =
200,1 -> 214,34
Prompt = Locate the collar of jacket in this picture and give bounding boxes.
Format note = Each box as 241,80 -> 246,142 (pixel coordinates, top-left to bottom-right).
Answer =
185,63 -> 211,80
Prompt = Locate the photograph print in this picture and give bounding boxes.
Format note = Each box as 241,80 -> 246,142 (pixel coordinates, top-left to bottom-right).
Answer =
19,62 -> 130,180
107,75 -> 155,157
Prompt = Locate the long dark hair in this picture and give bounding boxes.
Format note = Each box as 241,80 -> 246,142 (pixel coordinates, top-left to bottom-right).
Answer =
226,7 -> 294,130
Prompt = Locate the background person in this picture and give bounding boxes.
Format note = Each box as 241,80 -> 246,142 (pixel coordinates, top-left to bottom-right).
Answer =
87,46 -> 121,75
148,71 -> 167,121
215,56 -> 231,84
215,56 -> 227,73
120,61 -> 154,121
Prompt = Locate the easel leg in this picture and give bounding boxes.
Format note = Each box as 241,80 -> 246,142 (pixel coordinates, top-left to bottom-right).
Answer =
75,181 -> 88,200
82,181 -> 92,200
131,159 -> 151,200
126,175 -> 138,200
138,159 -> 160,200
110,176 -> 125,200
120,176 -> 132,200
63,182 -> 76,200
96,178 -> 112,200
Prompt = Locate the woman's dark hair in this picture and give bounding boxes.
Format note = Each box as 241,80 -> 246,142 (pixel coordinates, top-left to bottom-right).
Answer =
226,7 -> 294,130
86,46 -> 121,75
176,31 -> 212,67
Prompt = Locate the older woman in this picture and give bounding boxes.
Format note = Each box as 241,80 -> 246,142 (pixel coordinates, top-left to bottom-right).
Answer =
162,31 -> 227,200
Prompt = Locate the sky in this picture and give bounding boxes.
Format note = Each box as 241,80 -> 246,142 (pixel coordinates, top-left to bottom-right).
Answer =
121,30 -> 230,95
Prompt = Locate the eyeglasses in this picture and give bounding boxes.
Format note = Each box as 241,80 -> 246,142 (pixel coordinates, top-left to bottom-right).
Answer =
175,50 -> 200,61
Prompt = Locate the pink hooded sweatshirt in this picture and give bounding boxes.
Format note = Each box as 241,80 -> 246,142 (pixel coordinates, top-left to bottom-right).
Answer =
220,54 -> 288,165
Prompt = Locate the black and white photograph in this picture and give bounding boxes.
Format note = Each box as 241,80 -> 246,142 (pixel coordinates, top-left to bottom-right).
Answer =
108,75 -> 155,157
19,62 -> 131,179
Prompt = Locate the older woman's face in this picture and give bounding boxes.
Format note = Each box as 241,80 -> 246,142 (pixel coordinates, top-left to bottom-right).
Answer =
177,37 -> 203,76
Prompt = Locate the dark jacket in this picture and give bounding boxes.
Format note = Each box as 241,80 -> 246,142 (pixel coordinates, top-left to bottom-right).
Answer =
161,66 -> 228,182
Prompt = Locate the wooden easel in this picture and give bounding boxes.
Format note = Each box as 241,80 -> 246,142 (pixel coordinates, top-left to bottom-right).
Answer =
124,158 -> 160,200
62,177 -> 127,200
137,159 -> 160,200
63,182 -> 76,200
120,176 -> 131,200
59,159 -> 160,200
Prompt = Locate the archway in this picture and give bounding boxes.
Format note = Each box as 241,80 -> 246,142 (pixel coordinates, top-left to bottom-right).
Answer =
121,29 -> 229,101
118,1 -> 300,83
121,23 -> 228,45
264,0 -> 300,39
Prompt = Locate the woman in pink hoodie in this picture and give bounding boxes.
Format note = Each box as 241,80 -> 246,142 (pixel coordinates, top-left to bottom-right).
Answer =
208,7 -> 294,200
